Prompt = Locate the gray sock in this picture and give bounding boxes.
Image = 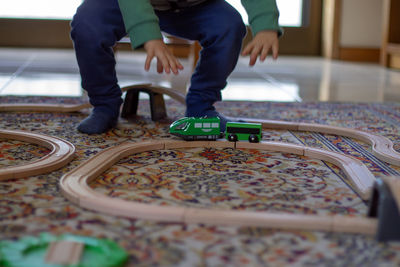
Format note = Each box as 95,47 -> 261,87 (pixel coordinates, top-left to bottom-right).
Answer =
77,110 -> 118,134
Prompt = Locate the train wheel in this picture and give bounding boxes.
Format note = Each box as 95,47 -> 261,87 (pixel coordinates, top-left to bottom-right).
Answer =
228,134 -> 238,142
249,134 -> 259,143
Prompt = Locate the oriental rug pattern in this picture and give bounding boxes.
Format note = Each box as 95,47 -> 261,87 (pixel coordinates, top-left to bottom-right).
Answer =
1,95 -> 400,266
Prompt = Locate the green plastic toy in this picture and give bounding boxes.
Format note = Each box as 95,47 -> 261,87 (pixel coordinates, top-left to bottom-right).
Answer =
169,116 -> 222,141
0,233 -> 128,267
169,117 -> 262,143
225,121 -> 262,143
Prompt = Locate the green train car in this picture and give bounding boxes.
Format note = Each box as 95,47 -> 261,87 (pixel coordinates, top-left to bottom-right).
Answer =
225,121 -> 262,143
169,117 -> 222,141
169,117 -> 262,142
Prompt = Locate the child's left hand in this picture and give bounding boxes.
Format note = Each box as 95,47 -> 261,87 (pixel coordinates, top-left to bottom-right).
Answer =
143,39 -> 184,75
241,30 -> 279,66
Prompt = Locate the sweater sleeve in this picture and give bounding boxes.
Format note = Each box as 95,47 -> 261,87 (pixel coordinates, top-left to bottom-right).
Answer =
118,0 -> 163,49
241,0 -> 282,36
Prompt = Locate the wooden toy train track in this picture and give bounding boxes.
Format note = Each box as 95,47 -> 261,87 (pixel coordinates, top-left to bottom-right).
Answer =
1,84 -> 399,167
2,84 -> 400,239
60,139 -> 379,234
0,130 -> 75,180
239,117 -> 400,167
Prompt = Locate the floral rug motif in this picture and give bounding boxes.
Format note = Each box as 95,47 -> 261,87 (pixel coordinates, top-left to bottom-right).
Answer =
1,95 -> 400,266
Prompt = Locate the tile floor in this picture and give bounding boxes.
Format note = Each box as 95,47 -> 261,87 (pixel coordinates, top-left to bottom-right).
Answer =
0,47 -> 400,103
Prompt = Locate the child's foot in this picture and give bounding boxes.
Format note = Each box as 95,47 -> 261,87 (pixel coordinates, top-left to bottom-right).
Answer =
186,106 -> 246,132
202,110 -> 229,132
77,109 -> 118,134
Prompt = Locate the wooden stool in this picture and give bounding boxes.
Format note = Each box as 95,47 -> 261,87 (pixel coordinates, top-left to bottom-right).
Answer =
121,85 -> 167,121
120,84 -> 186,121
115,35 -> 201,121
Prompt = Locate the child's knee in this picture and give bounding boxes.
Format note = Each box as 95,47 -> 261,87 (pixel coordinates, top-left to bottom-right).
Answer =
70,11 -> 114,46
70,14 -> 96,43
218,13 -> 246,42
231,14 -> 247,39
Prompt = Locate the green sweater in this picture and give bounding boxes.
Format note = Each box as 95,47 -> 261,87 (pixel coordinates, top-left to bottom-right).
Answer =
118,0 -> 280,49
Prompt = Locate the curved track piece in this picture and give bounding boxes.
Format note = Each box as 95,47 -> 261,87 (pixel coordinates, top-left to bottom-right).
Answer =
0,130 -> 75,180
236,117 -> 400,167
60,140 -> 377,235
0,84 -> 185,112
0,103 -> 91,113
121,83 -> 186,104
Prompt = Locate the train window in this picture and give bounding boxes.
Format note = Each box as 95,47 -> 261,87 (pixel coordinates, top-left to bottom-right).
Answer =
226,127 -> 260,135
176,122 -> 187,130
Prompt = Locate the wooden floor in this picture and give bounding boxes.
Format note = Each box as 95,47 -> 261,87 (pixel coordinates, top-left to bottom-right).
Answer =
1,48 -> 400,102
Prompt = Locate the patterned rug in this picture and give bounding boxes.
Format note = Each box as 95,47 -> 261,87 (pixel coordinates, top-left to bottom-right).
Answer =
1,95 -> 400,266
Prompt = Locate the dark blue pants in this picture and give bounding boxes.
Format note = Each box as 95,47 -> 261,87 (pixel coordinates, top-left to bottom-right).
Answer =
71,0 -> 246,117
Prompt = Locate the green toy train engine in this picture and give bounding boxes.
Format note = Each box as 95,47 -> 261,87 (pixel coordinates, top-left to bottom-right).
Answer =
169,117 -> 222,141
169,117 -> 262,142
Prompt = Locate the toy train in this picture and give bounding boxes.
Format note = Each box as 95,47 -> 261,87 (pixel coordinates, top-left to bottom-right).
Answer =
169,117 -> 262,143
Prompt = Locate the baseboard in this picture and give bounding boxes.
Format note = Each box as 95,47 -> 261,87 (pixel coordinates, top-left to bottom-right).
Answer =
339,47 -> 380,63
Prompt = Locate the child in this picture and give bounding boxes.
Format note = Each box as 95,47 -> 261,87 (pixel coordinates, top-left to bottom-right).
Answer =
71,0 -> 281,134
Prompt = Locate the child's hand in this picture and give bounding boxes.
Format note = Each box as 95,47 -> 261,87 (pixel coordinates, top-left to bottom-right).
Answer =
143,39 -> 184,74
241,30 -> 279,66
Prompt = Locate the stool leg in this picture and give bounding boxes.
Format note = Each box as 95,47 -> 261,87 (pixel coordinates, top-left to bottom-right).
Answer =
149,92 -> 167,121
121,87 -> 168,121
121,89 -> 139,118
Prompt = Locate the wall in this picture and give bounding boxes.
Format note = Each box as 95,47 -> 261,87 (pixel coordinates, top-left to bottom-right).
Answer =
340,0 -> 382,48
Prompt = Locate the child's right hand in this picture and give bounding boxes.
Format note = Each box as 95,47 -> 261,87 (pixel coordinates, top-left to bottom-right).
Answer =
143,39 -> 184,75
